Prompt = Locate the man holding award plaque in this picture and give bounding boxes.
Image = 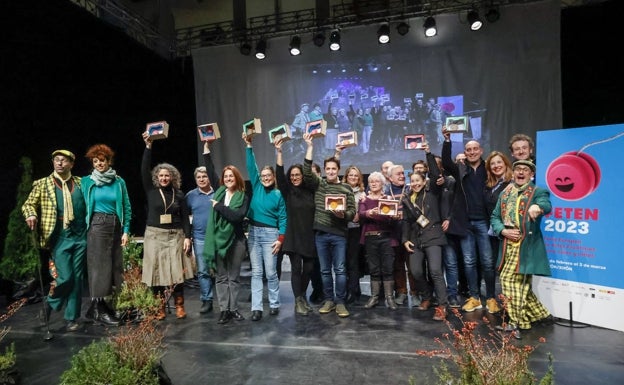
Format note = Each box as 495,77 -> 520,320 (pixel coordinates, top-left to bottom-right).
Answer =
302,133 -> 356,318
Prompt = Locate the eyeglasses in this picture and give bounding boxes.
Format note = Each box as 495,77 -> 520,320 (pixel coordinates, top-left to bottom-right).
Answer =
260,174 -> 274,179
513,167 -> 532,173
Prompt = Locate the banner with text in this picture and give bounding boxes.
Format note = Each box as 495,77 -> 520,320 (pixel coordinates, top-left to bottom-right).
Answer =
535,124 -> 624,332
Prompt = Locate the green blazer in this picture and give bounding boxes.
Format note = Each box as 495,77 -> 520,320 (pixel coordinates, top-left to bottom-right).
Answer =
22,174 -> 82,248
490,183 -> 552,276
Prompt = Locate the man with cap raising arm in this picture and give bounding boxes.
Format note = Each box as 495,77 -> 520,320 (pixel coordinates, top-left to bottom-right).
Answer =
22,149 -> 87,332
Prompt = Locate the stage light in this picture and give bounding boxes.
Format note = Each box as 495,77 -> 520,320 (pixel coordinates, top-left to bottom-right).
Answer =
313,32 -> 325,47
424,16 -> 437,37
289,36 -> 301,56
377,24 -> 390,44
396,22 -> 410,36
255,39 -> 266,60
329,30 -> 341,51
485,8 -> 500,23
467,10 -> 483,31
239,41 -> 251,56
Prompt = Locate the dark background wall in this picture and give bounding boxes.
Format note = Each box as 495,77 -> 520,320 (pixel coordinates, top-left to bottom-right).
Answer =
1,0 -> 623,252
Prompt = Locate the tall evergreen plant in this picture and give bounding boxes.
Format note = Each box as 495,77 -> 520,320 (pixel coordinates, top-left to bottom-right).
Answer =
0,157 -> 40,281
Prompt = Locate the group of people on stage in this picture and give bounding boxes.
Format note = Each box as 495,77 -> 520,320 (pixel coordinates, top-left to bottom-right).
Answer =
22,126 -> 554,332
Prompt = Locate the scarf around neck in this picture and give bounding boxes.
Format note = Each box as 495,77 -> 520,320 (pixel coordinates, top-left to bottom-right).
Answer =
53,171 -> 74,229
91,168 -> 117,186
501,181 -> 532,229
204,186 -> 245,270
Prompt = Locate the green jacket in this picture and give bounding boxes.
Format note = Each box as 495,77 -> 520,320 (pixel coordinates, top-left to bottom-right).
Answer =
81,174 -> 132,234
22,174 -> 82,248
490,183 -> 552,276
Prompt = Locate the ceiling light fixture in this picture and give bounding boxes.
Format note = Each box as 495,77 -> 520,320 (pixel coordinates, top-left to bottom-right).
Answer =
377,23 -> 390,44
423,16 -> 437,37
329,30 -> 341,51
289,36 -> 301,56
239,41 -> 251,56
313,31 -> 325,47
255,39 -> 267,60
485,8 -> 500,23
396,22 -> 410,36
467,10 -> 483,31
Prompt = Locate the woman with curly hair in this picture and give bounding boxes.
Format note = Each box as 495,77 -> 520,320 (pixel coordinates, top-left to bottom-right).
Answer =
82,144 -> 132,326
141,132 -> 193,320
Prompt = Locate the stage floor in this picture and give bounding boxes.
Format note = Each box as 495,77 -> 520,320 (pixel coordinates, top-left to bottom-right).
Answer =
3,274 -> 623,385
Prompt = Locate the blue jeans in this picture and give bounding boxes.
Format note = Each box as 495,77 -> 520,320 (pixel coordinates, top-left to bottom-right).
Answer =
192,238 -> 214,302
442,235 -> 460,298
459,219 -> 496,299
315,231 -> 347,304
248,226 -> 280,311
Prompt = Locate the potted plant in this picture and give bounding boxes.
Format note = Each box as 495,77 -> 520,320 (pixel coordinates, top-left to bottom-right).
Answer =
59,318 -> 171,385
113,237 -> 160,322
0,299 -> 27,385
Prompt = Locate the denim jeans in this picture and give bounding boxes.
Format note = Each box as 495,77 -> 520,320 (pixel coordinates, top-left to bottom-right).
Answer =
315,231 -> 347,304
459,219 -> 496,299
248,226 -> 280,311
192,238 -> 214,301
442,235 -> 460,298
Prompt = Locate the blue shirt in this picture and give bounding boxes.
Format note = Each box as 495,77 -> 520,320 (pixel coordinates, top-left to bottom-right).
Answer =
185,187 -> 214,238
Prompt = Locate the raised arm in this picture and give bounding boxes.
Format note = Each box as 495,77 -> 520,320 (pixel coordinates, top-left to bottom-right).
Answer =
141,131 -> 153,192
202,141 -> 220,189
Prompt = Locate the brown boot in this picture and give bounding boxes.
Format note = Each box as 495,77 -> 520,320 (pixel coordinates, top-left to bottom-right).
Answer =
433,305 -> 447,321
155,295 -> 166,320
365,280 -> 381,309
383,281 -> 398,310
174,295 -> 187,319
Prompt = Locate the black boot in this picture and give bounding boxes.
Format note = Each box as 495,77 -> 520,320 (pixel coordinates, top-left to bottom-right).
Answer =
85,299 -> 98,322
95,300 -> 120,326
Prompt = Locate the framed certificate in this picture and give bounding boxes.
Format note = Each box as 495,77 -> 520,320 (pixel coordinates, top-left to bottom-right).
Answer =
325,194 -> 346,211
445,116 -> 469,132
197,122 -> 220,142
146,121 -> 169,140
378,199 -> 399,216
243,118 -> 262,136
269,124 -> 291,143
305,119 -> 327,138
337,131 -> 358,147
404,134 -> 425,150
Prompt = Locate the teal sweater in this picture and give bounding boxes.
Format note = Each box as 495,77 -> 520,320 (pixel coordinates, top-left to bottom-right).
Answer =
82,174 -> 132,234
246,147 -> 287,234
302,159 -> 355,237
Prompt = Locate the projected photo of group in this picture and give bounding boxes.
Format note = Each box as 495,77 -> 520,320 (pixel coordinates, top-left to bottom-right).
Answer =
281,78 -> 481,172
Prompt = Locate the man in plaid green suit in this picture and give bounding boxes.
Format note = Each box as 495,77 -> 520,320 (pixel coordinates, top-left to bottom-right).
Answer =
22,149 -> 87,332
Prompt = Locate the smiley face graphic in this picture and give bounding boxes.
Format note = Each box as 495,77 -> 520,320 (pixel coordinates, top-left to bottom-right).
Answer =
546,151 -> 601,201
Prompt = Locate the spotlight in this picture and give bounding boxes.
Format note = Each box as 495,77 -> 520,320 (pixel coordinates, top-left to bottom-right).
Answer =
239,41 -> 251,56
329,30 -> 341,51
289,36 -> 301,56
313,31 -> 325,47
467,10 -> 483,31
485,8 -> 500,23
396,22 -> 410,36
423,16 -> 437,37
377,24 -> 390,44
255,39 -> 266,60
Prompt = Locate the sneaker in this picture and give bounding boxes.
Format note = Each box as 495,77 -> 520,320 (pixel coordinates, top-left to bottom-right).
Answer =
461,297 -> 483,312
319,300 -> 336,314
335,304 -> 350,318
448,296 -> 461,308
200,300 -> 213,314
395,292 -> 407,305
433,305 -> 447,321
410,294 -> 422,307
66,320 -> 81,332
486,298 -> 501,314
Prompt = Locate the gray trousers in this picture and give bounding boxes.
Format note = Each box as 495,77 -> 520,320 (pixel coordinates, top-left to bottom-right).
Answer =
215,237 -> 246,312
